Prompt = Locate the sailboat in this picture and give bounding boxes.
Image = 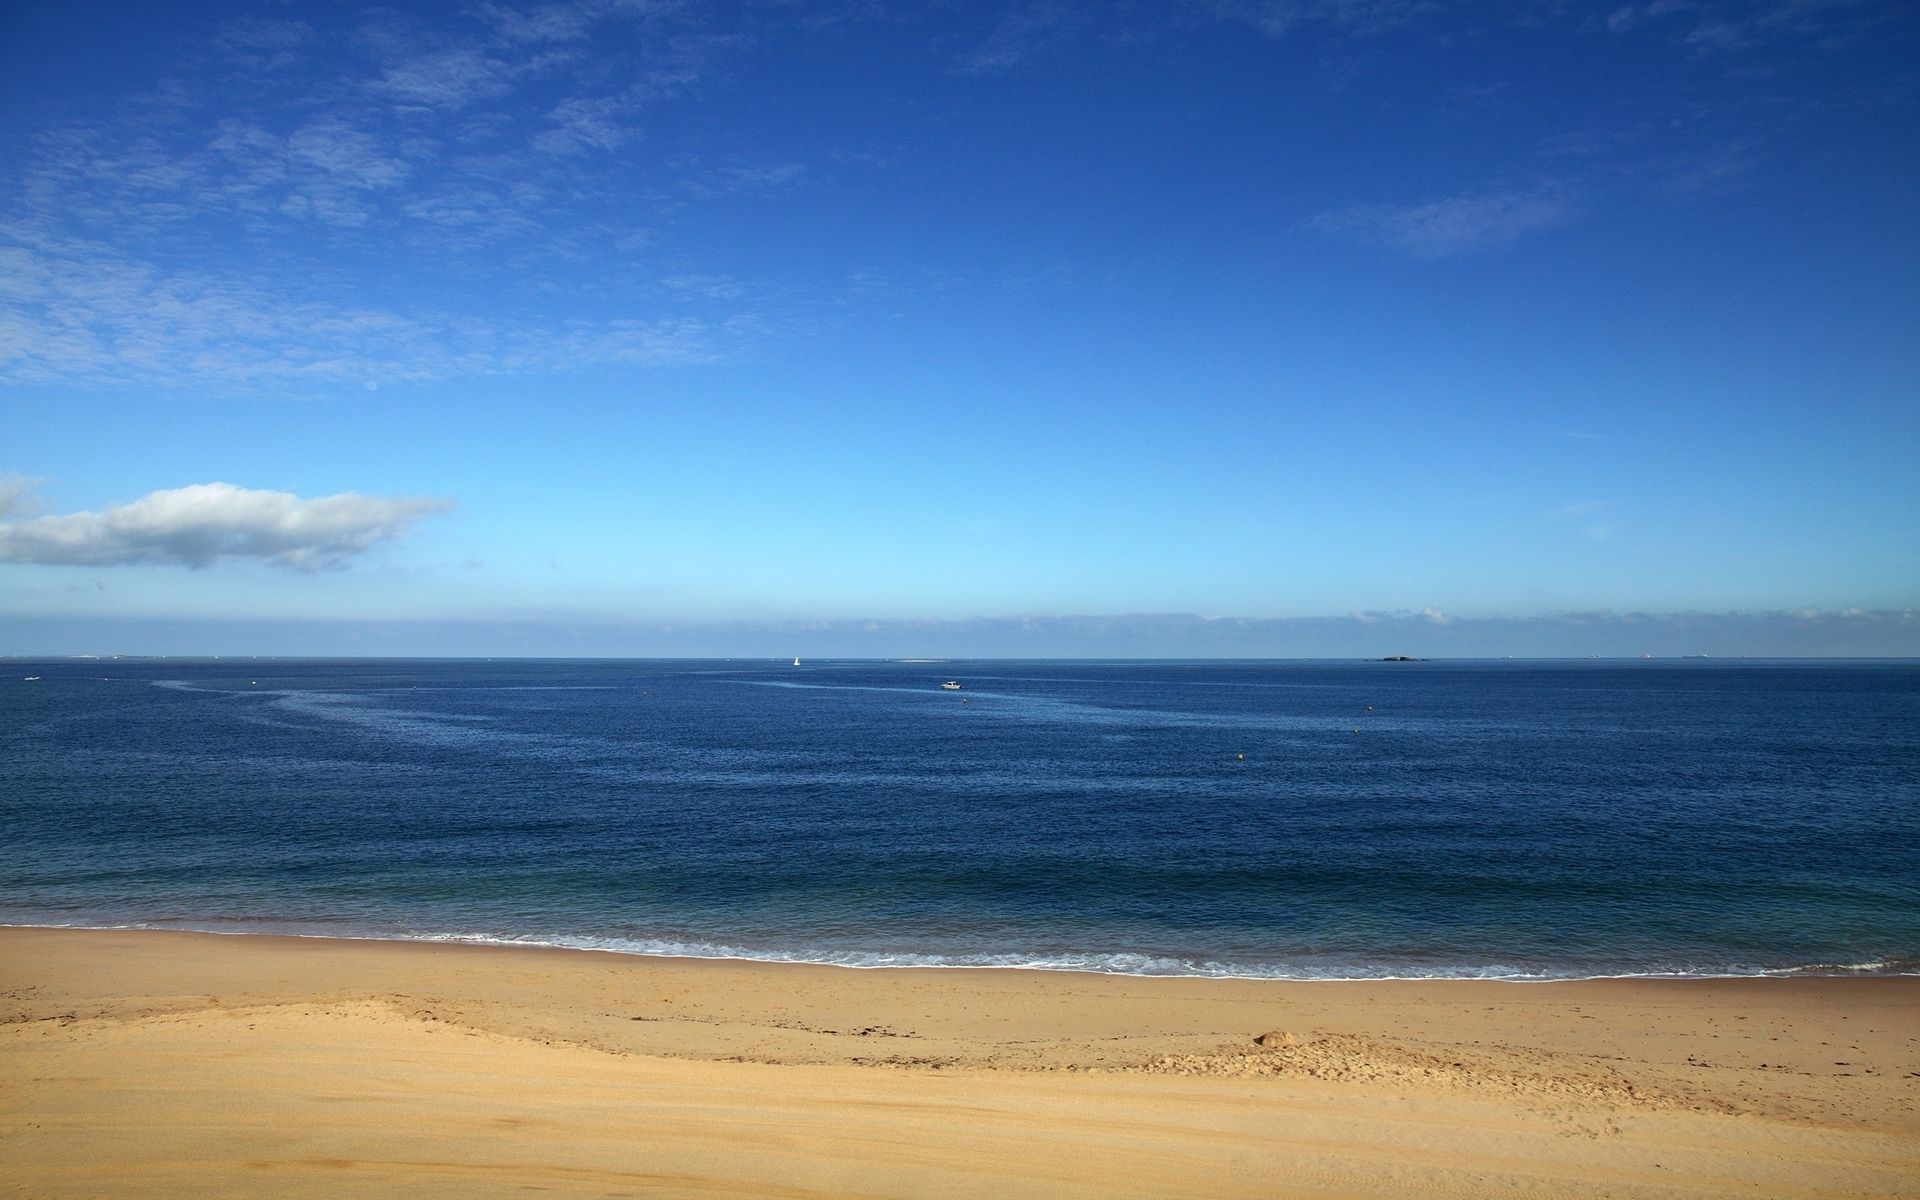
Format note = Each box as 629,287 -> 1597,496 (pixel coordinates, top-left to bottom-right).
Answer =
792,657 -> 801,667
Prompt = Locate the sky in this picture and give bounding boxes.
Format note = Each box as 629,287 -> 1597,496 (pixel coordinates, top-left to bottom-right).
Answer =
2,0 -> 1916,657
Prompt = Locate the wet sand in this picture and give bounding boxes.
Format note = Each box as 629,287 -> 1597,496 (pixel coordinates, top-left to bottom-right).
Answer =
3,926 -> 1916,1197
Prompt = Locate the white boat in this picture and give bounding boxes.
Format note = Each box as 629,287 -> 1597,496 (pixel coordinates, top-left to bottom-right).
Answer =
940,680 -> 962,690
793,657 -> 801,667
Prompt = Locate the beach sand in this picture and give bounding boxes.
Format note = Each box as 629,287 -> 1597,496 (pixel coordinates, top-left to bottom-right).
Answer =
2,927 -> 1915,1198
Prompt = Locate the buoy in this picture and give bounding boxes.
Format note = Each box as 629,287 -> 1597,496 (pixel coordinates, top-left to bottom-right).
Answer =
1236,753 -> 1245,761
1352,727 -> 1360,734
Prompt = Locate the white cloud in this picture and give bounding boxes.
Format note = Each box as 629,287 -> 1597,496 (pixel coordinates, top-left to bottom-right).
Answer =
0,474 -> 46,521
1311,185 -> 1573,258
0,482 -> 453,570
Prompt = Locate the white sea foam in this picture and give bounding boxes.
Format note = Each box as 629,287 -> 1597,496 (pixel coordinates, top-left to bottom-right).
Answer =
9,921 -> 1911,982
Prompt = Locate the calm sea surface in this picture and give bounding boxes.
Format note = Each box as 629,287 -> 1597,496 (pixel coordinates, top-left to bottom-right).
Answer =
4,658 -> 1915,979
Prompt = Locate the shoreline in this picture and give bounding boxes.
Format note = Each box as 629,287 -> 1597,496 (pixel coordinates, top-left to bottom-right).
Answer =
6,921 -> 1909,982
4,926 -> 1916,1197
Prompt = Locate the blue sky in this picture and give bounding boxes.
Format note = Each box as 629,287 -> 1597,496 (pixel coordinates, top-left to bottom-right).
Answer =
2,0 -> 1916,656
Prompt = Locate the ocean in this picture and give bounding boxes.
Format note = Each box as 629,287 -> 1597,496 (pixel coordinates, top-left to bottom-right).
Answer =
4,658 -> 1915,980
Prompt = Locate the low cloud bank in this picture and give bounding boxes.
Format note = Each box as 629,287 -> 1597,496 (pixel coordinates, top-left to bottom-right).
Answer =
563,608 -> 1914,658
0,482 -> 451,569
4,608 -> 1914,659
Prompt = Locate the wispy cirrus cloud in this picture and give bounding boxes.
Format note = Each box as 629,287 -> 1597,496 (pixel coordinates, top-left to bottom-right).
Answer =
0,482 -> 452,570
1601,0 -> 1890,51
0,223 -> 743,388
1294,0 -> 1891,260
0,1 -> 801,391
533,94 -> 640,155
372,43 -> 525,110
955,2 -> 1092,74
1207,0 -> 1444,37
1310,183 -> 1574,258
212,15 -> 319,70
956,0 -> 1443,75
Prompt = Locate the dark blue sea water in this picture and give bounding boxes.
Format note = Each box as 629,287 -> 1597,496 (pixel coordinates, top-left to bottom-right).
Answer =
4,658 -> 1916,979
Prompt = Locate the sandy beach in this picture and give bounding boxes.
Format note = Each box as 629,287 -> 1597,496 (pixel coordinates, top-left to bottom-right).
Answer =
2,927 -> 1915,1198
